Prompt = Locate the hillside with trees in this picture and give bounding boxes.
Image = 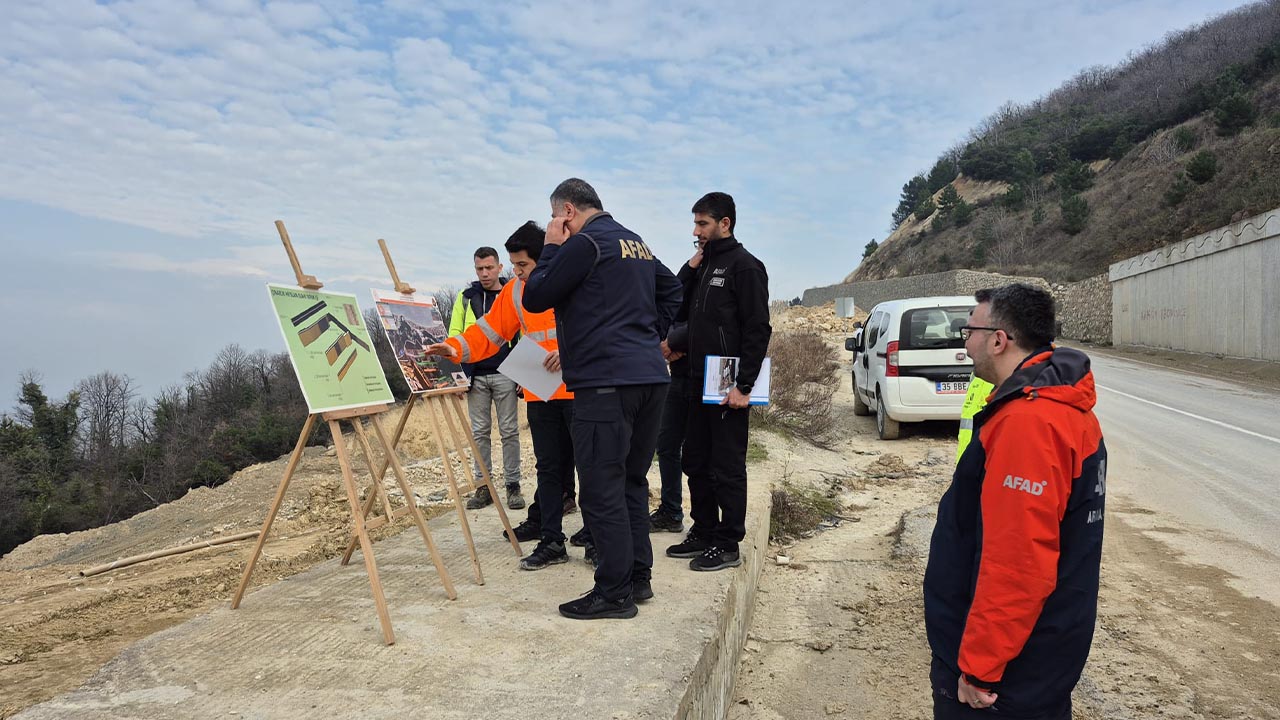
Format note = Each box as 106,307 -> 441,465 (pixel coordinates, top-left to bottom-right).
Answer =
0,305 -> 434,557
853,0 -> 1280,282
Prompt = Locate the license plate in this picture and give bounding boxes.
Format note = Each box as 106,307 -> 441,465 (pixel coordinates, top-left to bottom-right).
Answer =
936,381 -> 968,394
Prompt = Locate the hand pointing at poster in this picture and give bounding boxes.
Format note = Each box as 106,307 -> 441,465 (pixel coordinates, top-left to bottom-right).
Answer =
425,342 -> 459,360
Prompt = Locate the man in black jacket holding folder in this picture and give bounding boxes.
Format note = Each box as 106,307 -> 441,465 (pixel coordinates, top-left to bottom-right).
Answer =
666,191 -> 772,572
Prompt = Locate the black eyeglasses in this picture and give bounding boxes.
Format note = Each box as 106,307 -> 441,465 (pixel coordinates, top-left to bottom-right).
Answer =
959,325 -> 1012,341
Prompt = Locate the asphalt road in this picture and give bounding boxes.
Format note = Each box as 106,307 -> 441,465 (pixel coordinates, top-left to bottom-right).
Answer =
1087,350 -> 1280,605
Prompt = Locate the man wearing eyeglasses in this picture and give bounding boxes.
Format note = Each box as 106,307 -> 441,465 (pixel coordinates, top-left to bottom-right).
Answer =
924,283 -> 1106,719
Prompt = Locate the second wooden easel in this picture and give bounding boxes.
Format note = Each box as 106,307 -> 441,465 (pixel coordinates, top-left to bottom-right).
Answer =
339,240 -> 523,573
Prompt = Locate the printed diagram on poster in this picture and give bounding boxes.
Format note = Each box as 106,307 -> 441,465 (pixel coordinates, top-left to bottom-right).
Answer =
701,355 -> 772,405
371,289 -> 470,394
267,284 -> 394,413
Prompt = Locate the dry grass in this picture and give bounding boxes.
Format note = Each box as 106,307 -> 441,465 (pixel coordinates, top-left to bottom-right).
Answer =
751,331 -> 840,448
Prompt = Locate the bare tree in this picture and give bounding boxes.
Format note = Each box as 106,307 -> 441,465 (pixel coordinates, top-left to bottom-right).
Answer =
432,285 -> 460,329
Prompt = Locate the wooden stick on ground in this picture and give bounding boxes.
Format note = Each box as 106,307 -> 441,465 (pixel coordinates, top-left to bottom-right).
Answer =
81,531 -> 260,577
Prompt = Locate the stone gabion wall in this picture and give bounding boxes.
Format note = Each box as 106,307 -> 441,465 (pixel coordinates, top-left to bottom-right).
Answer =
1052,273 -> 1113,345
802,269 -> 1112,344
802,270 -> 1047,313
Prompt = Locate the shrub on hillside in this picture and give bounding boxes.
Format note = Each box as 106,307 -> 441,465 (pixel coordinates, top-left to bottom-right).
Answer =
1031,205 -> 1046,226
1001,184 -> 1026,210
862,239 -> 879,259
1173,126 -> 1199,152
1186,150 -> 1218,184
952,200 -> 975,227
1061,195 -> 1090,235
1055,160 -> 1095,195
751,331 -> 839,447
1214,93 -> 1257,136
1164,174 -> 1194,206
913,197 -> 935,221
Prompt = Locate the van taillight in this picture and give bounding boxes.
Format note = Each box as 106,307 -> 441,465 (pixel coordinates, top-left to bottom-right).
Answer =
886,341 -> 900,377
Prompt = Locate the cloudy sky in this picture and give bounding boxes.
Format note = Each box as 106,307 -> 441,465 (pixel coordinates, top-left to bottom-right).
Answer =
1,0 -> 1248,399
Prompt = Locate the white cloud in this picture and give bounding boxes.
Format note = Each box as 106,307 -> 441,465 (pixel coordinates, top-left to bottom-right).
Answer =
0,0 -> 1253,308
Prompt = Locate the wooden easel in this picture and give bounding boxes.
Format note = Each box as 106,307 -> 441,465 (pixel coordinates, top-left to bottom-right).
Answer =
231,221 -> 457,646
337,240 -> 523,574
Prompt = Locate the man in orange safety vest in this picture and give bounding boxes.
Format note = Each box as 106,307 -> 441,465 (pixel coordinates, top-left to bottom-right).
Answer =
427,221 -> 583,572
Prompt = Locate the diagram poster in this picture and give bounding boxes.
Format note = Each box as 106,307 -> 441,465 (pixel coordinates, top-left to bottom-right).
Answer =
267,284 -> 394,413
371,289 -> 470,394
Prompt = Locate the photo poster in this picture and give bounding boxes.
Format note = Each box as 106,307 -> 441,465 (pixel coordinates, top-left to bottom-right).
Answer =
370,288 -> 470,394
701,355 -> 772,405
267,283 -> 394,414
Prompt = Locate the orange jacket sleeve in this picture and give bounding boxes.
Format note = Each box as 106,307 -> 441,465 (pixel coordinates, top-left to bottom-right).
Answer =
445,282 -> 519,364
958,406 -> 1072,686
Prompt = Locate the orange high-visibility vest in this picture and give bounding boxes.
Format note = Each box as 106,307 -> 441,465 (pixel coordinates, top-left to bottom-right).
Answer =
445,277 -> 572,402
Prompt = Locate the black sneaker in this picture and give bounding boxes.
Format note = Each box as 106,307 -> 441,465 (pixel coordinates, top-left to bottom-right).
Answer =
568,527 -> 591,547
558,589 -> 638,620
502,518 -> 540,543
689,546 -> 742,572
633,578 -> 654,602
520,541 -> 568,571
466,485 -> 493,510
584,544 -> 599,568
665,533 -> 711,558
562,495 -> 578,515
648,510 -> 684,533
506,484 -> 526,510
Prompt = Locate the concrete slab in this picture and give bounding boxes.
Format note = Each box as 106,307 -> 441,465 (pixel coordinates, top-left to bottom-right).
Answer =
15,479 -> 771,720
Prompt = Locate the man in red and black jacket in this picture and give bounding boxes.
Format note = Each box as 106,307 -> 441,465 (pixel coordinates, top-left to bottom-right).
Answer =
924,283 -> 1106,720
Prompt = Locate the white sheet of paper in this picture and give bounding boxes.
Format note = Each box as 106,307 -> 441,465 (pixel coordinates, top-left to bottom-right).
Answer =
497,339 -> 563,400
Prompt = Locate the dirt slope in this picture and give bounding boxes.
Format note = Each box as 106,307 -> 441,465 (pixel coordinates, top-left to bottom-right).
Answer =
0,401 -> 536,718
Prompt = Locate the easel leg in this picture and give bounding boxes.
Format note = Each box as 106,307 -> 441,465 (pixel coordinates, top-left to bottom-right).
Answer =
450,393 -> 522,555
439,399 -> 478,493
341,399 -> 416,565
426,397 -> 484,585
232,414 -> 316,609
370,414 -> 458,599
331,419 -> 396,645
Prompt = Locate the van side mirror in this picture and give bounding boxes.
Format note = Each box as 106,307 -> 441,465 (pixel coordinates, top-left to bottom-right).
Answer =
845,337 -> 857,352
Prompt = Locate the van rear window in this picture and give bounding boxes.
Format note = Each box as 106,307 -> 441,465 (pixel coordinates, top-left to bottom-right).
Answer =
898,306 -> 972,350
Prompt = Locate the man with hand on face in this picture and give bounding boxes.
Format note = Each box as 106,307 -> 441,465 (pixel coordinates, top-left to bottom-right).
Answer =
427,223 -> 578,571
522,178 -> 682,621
666,192 -> 771,573
924,283 -> 1106,719
451,247 -> 523,511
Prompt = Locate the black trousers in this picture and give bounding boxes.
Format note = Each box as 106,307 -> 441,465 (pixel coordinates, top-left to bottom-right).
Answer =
682,399 -> 749,553
526,399 -> 575,544
655,374 -> 689,518
572,383 -> 666,601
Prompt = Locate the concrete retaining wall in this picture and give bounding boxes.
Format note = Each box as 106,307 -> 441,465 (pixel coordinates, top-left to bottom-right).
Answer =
1110,207 -> 1280,361
676,479 -> 771,719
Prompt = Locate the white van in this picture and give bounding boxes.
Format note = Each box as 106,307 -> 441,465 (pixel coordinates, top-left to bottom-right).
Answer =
844,296 -> 976,440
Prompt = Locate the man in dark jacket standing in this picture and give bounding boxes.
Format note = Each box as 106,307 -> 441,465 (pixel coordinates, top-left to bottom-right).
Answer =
924,283 -> 1106,719
666,192 -> 772,572
523,178 -> 682,620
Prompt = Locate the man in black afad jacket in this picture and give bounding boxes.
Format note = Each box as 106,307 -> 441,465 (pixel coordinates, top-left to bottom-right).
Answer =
666,192 -> 771,572
523,178 -> 682,621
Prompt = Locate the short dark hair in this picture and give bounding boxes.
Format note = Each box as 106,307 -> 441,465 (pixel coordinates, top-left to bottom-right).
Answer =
973,287 -> 995,304
984,283 -> 1055,350
550,178 -> 603,211
504,221 -> 545,260
691,192 -> 736,233
474,246 -> 499,261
